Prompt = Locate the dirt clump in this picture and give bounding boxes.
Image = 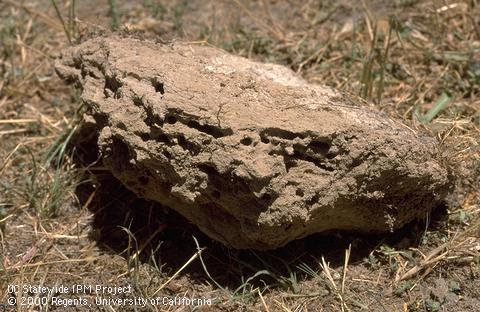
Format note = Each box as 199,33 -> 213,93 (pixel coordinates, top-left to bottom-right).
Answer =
55,37 -> 452,250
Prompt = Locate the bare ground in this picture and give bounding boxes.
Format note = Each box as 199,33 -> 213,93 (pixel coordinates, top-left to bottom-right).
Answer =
0,1 -> 479,311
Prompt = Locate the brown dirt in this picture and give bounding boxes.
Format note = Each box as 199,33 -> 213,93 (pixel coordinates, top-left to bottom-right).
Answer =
1,0 -> 479,311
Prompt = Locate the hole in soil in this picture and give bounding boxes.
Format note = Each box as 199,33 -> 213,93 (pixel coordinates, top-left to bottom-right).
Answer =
326,152 -> 337,159
177,135 -> 200,155
152,80 -> 165,94
141,128 -> 170,143
283,157 -> 297,172
139,133 -> 150,141
143,105 -> 164,127
158,133 -> 172,144
117,122 -> 127,131
306,193 -> 320,206
186,119 -> 233,138
261,193 -> 272,202
162,150 -> 171,159
296,189 -> 304,197
132,95 -> 143,106
166,115 -> 177,124
104,75 -> 122,98
307,140 -> 330,155
240,137 -> 252,145
260,128 -> 306,140
293,150 -> 334,172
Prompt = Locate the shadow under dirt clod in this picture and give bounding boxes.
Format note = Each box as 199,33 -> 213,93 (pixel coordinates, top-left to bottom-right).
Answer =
74,171 -> 449,294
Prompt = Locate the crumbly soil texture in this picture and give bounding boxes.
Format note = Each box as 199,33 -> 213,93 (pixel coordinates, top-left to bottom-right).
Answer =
1,1 -> 479,311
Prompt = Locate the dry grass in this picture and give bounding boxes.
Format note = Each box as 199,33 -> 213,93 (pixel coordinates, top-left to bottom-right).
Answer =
1,0 -> 479,311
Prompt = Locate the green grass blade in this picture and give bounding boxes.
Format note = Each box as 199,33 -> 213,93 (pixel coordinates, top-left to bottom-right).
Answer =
421,91 -> 452,123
